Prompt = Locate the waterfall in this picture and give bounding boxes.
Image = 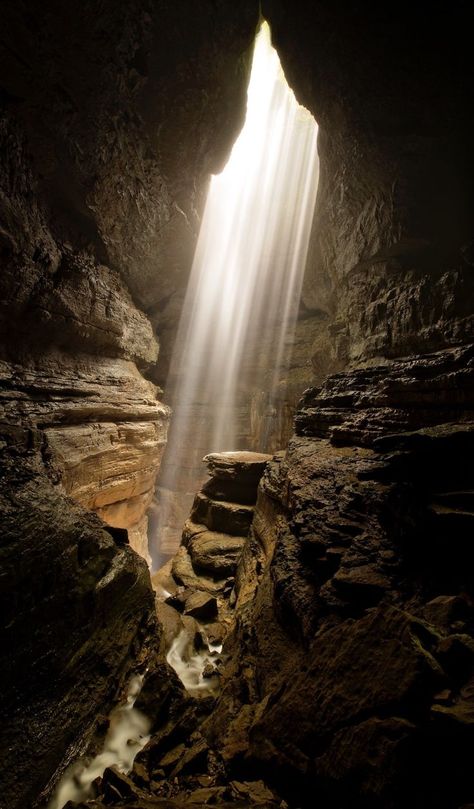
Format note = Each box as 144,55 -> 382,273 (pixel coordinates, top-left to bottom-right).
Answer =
153,22 -> 319,565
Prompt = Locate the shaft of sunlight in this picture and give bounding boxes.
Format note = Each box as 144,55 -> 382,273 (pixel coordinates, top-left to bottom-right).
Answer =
152,21 -> 319,566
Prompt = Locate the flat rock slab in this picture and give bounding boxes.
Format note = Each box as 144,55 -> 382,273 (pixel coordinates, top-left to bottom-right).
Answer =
203,451 -> 272,484
191,492 -> 254,536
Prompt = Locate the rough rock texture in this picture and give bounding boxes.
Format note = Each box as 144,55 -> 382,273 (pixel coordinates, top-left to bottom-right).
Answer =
0,352 -> 169,562
2,2 -> 474,808
263,0 -> 474,367
203,353 -> 474,808
0,3 -> 259,806
153,452 -> 271,700
0,0 -> 259,372
0,439 -> 158,809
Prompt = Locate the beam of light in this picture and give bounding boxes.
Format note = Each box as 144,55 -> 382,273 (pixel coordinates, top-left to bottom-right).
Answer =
152,21 -> 319,566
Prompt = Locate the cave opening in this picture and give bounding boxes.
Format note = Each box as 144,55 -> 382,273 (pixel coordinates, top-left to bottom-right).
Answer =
152,21 -> 319,568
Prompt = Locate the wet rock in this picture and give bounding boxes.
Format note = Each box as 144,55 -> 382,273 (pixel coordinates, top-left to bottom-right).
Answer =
155,601 -> 183,652
101,766 -> 150,802
206,623 -> 227,646
132,761 -> 151,788
202,663 -> 218,679
184,592 -> 218,621
0,449 -> 158,809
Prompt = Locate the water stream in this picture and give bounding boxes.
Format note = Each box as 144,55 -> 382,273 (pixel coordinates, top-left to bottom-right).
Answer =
48,676 -> 150,809
153,21 -> 319,564
166,628 -> 222,695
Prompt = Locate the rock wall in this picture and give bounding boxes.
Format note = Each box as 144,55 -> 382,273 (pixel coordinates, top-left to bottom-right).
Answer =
263,0 -> 474,366
205,347 -> 474,807
198,5 -> 474,806
0,2 -> 259,805
1,1 -> 474,807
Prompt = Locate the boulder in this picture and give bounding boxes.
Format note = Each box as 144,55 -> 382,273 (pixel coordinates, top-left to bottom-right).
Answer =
184,592 -> 218,621
187,529 -> 246,576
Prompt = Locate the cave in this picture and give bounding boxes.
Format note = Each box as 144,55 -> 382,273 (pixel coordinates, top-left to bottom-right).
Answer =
1,3 -> 473,809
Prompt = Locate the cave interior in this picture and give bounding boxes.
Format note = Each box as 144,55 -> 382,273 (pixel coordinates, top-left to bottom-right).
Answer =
1,2 -> 474,809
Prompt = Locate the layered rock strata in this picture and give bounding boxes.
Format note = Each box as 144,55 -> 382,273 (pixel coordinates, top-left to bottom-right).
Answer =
153,452 -> 271,695
0,438 -> 158,809
0,3 -> 260,806
202,347 -> 474,808
63,452 -> 280,809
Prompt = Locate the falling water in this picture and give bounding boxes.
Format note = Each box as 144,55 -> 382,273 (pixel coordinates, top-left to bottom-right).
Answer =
166,629 -> 221,695
154,22 -> 319,563
48,676 -> 150,809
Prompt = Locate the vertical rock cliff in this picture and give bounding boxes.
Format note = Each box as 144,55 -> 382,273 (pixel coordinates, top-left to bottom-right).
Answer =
0,2 -> 259,806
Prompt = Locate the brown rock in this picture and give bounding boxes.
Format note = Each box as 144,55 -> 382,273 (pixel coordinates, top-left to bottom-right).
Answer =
248,607 -> 444,769
202,475 -> 259,505
191,493 -> 254,536
424,595 -> 471,630
203,451 -> 272,483
184,592 -> 218,621
229,780 -> 278,805
169,737 -> 209,777
313,717 -> 416,801
332,563 -> 390,603
171,547 -> 225,594
187,527 -> 246,575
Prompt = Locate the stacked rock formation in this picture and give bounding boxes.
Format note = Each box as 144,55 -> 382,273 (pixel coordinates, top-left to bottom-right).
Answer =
153,451 -> 271,692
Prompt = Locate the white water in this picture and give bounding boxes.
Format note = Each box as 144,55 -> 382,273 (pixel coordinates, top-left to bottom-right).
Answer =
48,676 -> 150,809
154,22 -> 319,563
166,628 -> 221,695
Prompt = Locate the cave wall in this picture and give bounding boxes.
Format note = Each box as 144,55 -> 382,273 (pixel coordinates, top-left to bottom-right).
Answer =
0,0 -> 259,556
0,2 -> 259,806
202,4 -> 474,807
264,0 -> 474,366
2,1 -> 474,806
155,0 -> 474,562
